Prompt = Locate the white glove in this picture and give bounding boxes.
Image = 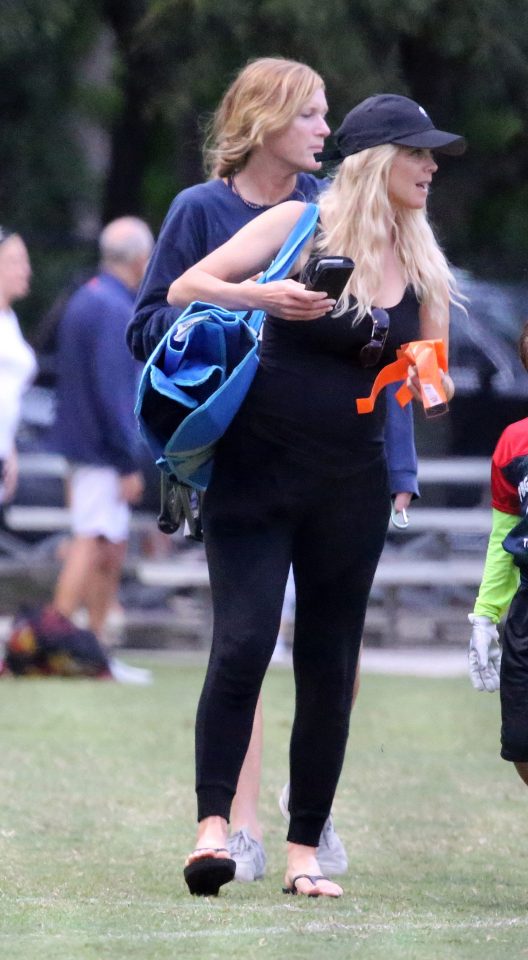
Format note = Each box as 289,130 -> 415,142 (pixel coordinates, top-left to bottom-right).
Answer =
468,613 -> 501,692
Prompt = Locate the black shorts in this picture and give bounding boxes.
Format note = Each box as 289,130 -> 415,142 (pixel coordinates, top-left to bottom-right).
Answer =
500,582 -> 528,762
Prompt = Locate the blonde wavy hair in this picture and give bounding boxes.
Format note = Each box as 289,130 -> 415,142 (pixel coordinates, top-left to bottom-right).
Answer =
204,58 -> 324,179
317,144 -> 461,327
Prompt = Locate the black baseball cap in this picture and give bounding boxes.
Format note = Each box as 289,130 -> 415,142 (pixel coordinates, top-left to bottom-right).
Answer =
316,94 -> 466,162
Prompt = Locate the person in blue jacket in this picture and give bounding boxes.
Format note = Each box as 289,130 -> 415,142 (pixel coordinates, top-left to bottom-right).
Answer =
127,59 -> 421,884
50,217 -> 154,684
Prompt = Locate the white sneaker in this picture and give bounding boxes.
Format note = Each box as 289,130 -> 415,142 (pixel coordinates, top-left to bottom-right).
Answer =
270,635 -> 291,665
278,783 -> 348,876
108,657 -> 153,686
227,829 -> 266,882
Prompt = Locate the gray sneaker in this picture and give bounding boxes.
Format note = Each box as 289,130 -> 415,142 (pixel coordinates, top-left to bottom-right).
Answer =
278,783 -> 348,876
227,829 -> 267,882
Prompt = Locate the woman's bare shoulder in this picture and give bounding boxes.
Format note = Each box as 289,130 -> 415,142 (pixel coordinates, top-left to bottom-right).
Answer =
253,199 -> 310,230
228,200 -> 312,255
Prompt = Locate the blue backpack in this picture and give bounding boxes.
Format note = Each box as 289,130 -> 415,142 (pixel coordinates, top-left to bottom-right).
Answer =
135,203 -> 319,491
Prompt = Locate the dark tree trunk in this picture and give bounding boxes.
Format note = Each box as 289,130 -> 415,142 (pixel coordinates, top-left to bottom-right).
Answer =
100,0 -> 154,221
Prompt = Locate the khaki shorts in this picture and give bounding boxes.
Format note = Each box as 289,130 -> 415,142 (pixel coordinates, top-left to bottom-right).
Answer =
68,465 -> 130,544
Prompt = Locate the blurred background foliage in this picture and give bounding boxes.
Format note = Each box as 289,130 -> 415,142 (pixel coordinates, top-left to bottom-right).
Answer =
2,0 -> 528,332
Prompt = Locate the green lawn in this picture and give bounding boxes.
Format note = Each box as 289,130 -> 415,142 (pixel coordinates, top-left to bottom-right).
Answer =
1,657 -> 527,960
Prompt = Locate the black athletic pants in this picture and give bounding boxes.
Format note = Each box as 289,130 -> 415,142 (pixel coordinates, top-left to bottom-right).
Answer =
196,430 -> 390,846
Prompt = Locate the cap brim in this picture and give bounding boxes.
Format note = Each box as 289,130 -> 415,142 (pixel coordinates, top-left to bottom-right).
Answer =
314,147 -> 343,163
392,130 -> 466,155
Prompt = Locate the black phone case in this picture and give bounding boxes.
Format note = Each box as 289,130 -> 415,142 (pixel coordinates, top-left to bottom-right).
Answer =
303,257 -> 355,301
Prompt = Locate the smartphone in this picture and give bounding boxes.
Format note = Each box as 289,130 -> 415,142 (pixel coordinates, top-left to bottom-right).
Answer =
301,256 -> 355,302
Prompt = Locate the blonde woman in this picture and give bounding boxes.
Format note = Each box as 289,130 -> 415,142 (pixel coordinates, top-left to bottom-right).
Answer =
129,63 -> 424,884
168,93 -> 465,900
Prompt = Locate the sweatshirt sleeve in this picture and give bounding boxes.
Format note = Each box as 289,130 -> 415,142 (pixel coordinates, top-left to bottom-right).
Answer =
384,382 -> 419,498
473,508 -> 520,622
127,195 -> 208,362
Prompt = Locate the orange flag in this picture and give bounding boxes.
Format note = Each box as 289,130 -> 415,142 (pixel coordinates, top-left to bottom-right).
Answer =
356,339 -> 448,418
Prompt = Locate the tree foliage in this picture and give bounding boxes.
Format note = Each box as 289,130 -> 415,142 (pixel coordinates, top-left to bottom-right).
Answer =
2,0 -> 528,328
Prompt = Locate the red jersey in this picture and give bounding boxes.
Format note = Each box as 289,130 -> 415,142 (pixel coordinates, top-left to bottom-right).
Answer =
491,417 -> 528,570
491,417 -> 528,515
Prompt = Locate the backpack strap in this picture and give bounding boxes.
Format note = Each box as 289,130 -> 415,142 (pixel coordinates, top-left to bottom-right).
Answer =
246,202 -> 319,333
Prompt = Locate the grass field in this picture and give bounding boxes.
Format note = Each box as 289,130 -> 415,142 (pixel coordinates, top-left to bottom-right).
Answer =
1,655 -> 528,960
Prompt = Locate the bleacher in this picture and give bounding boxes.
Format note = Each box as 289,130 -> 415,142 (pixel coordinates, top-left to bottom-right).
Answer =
0,453 -> 492,647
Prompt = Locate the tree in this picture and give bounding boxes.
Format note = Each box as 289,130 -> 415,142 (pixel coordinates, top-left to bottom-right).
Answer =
99,0 -> 528,276
0,0 -> 105,326
3,0 -> 528,332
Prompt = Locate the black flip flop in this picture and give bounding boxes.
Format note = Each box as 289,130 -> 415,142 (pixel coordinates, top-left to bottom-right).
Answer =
184,849 -> 236,896
282,873 -> 335,897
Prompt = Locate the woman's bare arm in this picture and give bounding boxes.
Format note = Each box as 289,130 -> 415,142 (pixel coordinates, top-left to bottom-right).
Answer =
412,297 -> 454,402
167,201 -> 335,321
419,296 -> 449,355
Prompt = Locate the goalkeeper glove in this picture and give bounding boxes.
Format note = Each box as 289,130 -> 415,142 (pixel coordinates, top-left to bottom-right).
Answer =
468,613 -> 501,693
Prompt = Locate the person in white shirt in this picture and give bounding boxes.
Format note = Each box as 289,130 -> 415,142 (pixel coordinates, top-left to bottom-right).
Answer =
0,227 -> 37,508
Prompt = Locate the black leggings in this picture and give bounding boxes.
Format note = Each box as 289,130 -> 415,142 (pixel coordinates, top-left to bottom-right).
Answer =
196,431 -> 390,846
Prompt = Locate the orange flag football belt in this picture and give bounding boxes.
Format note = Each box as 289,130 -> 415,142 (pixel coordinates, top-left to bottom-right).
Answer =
356,339 -> 448,417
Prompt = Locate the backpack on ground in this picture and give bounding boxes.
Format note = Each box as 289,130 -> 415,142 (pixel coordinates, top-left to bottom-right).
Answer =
1,605 -> 110,678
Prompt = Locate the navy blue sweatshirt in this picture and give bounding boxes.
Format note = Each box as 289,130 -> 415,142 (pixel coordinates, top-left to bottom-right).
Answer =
50,272 -> 143,475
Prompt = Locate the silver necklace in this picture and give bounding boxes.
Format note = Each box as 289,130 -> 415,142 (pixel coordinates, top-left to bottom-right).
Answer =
228,176 -> 269,210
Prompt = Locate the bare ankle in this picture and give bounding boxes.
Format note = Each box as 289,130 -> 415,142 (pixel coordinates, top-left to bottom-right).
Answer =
286,841 -> 318,871
196,816 -> 229,849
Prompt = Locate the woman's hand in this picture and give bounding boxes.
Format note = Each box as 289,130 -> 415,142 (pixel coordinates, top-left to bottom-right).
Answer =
440,371 -> 455,402
240,278 -> 335,321
393,491 -> 413,514
405,366 -> 455,404
404,364 -> 421,402
119,471 -> 145,506
167,273 -> 334,319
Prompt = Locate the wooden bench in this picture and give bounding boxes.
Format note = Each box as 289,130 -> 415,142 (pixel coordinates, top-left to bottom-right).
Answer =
3,503 -> 492,544
4,453 -> 492,645
3,505 -> 155,535
17,452 -> 68,478
417,457 -> 490,486
134,555 -> 484,590
15,453 -> 491,494
133,554 -> 485,646
390,507 -> 490,534
6,454 -> 492,592
135,557 -> 210,589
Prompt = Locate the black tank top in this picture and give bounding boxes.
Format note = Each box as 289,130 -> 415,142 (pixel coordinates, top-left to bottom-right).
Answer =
234,287 -> 420,477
